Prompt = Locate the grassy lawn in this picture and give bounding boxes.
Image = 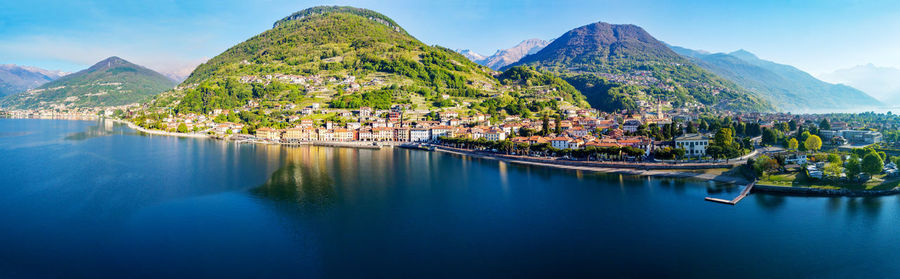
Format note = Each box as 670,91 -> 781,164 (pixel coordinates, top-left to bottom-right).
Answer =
759,171 -> 900,191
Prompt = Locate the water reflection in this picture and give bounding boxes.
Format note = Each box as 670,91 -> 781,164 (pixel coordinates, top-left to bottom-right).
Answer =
752,193 -> 786,211
0,131 -> 33,137
861,197 -> 882,218
705,182 -> 739,195
251,147 -> 337,211
65,119 -> 130,141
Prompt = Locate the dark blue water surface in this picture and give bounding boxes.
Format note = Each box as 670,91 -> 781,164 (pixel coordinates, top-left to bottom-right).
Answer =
1,119 -> 899,278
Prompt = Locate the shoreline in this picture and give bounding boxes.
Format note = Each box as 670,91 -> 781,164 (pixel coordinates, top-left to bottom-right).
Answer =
427,145 -> 752,185
110,119 -> 212,139
93,118 -> 900,197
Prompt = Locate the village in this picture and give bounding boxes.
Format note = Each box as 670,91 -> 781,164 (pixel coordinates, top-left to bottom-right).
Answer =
114,95 -> 891,164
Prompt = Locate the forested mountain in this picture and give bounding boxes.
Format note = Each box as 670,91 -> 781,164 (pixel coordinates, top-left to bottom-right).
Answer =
672,47 -> 882,111
509,22 -> 773,112
155,6 -> 588,119
0,57 -> 175,109
0,64 -> 66,96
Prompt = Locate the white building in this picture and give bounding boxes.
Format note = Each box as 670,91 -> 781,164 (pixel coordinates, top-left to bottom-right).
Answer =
430,126 -> 452,140
551,137 -> 573,150
410,129 -> 430,142
675,133 -> 709,157
484,130 -> 506,142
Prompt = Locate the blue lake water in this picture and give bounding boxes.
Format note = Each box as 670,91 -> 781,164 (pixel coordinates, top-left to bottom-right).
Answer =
0,118 -> 899,278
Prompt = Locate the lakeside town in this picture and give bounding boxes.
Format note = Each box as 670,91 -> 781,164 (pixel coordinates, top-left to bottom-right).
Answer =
6,97 -> 900,195
1,101 -> 889,157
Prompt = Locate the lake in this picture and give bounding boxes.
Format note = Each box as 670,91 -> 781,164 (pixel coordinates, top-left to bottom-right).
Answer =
0,118 -> 898,278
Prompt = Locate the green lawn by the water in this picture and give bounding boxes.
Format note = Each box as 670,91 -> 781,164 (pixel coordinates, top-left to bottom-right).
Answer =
759,172 -> 900,191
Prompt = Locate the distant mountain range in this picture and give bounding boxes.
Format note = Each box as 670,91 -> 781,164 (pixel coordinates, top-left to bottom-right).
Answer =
457,39 -> 550,70
671,47 -> 882,111
0,65 -> 67,96
818,64 -> 900,106
0,56 -> 176,109
457,49 -> 487,63
507,21 -> 772,112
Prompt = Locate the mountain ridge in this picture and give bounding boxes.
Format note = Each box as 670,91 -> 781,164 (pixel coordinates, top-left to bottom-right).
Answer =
0,56 -> 175,109
508,21 -> 773,112
0,64 -> 67,96
672,46 -> 882,111
152,6 -> 588,120
818,64 -> 900,105
456,39 -> 550,70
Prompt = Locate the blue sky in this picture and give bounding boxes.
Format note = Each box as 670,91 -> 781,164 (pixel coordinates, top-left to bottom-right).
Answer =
2,0 -> 899,77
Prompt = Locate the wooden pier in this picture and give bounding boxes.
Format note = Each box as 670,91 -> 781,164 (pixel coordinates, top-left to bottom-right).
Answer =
705,181 -> 756,205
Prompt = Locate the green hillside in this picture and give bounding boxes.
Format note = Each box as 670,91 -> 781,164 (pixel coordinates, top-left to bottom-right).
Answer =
155,6 -> 588,121
509,22 -> 773,112
671,47 -> 882,111
0,57 -> 175,109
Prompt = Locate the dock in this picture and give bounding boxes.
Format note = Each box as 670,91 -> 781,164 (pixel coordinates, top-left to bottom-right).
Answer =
705,181 -> 756,205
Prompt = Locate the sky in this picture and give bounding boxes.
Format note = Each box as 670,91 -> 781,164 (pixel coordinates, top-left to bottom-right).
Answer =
2,0 -> 900,77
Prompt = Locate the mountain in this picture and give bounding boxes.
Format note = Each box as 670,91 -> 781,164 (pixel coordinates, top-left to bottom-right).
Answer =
0,57 -> 176,109
672,47 -> 883,112
161,6 -> 587,117
478,39 -> 550,70
456,49 -> 487,63
0,65 -> 66,96
818,64 -> 900,105
508,22 -> 772,112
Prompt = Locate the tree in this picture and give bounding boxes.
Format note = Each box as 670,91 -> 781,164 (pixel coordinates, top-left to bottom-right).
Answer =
752,155 -> 778,176
762,128 -> 778,145
787,138 -> 799,151
826,153 -> 841,164
742,137 -> 753,150
541,114 -> 550,136
819,118 -> 831,130
800,131 -> 811,142
177,123 -> 188,133
714,128 -> 734,147
823,162 -> 843,178
498,140 -> 514,154
846,155 -> 862,178
554,114 -> 563,135
686,123 -> 698,133
519,128 -> 534,137
788,119 -> 797,131
862,153 -> 884,175
804,135 -> 822,152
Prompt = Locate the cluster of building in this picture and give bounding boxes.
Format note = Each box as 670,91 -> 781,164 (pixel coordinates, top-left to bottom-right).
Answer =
244,106 -> 669,155
237,73 -> 384,93
819,129 -> 882,146
1,104 -> 137,120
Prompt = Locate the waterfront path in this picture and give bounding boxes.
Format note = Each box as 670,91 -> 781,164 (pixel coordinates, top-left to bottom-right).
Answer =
429,145 -> 751,185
